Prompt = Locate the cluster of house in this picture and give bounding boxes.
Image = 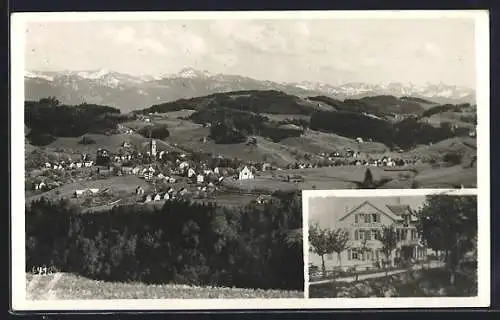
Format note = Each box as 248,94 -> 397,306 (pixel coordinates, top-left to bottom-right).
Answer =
32,180 -> 63,191
41,158 -> 94,171
318,148 -> 361,160
136,185 -> 189,203
116,124 -> 135,135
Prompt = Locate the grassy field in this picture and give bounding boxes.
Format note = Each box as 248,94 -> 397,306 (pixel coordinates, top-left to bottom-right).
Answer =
408,137 -> 477,162
26,175 -> 151,203
171,135 -> 300,168
415,165 -> 477,188
225,166 -> 414,191
46,133 -> 150,154
26,273 -> 304,300
281,130 -> 389,155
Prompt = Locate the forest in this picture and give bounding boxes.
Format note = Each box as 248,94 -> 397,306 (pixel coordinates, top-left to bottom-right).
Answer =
25,98 -> 125,145
25,191 -> 304,291
310,111 -> 469,150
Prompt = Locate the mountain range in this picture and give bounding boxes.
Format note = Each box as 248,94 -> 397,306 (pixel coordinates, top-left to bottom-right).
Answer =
24,67 -> 476,112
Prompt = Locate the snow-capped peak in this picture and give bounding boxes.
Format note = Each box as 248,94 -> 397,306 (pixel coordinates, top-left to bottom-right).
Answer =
25,71 -> 54,81
174,68 -> 214,79
76,68 -> 111,80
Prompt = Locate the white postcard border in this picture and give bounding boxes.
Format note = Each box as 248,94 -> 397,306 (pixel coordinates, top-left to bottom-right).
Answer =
10,10 -> 490,310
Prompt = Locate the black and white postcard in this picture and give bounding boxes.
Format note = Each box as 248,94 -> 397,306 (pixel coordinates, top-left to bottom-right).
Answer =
305,189 -> 485,306
10,10 -> 489,310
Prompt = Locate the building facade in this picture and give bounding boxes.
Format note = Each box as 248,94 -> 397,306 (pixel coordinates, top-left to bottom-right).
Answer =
310,199 -> 430,271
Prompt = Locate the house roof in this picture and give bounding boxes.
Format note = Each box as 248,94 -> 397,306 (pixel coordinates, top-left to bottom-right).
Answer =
385,204 -> 412,216
338,200 -> 401,222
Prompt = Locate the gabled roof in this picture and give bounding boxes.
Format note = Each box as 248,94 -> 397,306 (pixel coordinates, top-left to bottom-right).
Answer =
385,204 -> 413,216
338,200 -> 400,222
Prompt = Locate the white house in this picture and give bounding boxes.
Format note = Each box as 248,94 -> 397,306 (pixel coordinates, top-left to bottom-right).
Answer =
163,193 -> 170,200
74,190 -> 85,197
153,193 -> 162,201
238,166 -> 254,180
261,163 -> 272,172
309,199 -> 429,272
214,167 -> 220,175
187,168 -> 196,178
197,174 -> 205,184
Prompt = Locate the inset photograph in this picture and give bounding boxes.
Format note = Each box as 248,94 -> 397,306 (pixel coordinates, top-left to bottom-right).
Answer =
307,191 -> 478,298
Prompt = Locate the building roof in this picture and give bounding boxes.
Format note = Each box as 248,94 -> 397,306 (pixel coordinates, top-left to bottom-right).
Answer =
385,204 -> 412,216
338,200 -> 401,222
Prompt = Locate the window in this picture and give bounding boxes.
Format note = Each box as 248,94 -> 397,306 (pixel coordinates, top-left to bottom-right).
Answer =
352,251 -> 359,260
372,229 -> 379,240
365,230 -> 371,240
402,229 -> 408,241
354,214 -> 358,223
371,213 -> 378,223
364,214 -> 370,223
354,230 -> 359,240
359,230 -> 364,240
411,229 -> 417,240
347,249 -> 352,260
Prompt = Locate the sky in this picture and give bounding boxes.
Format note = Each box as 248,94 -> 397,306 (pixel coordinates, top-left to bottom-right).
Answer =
309,195 -> 427,229
24,18 -> 476,87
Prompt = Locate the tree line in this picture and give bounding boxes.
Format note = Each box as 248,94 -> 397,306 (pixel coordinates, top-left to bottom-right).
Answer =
192,108 -> 304,144
310,111 -> 470,150
25,98 -> 126,146
26,191 -> 303,291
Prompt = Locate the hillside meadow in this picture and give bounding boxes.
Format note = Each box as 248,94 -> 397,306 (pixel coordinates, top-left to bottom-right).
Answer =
26,273 -> 304,300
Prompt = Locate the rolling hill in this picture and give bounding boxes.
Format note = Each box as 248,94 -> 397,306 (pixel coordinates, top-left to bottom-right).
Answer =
137,90 -> 325,116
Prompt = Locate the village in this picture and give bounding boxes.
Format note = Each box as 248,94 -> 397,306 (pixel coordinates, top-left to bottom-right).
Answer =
25,105 -> 478,212
26,124 -> 430,211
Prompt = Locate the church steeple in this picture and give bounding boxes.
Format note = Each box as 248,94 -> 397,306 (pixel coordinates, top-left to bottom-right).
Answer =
150,139 -> 157,157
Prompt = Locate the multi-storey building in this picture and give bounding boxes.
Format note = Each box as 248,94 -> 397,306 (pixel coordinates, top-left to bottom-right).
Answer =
310,198 -> 430,271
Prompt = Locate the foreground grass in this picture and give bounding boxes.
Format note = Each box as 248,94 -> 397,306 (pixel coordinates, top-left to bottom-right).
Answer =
309,267 -> 477,298
26,273 -> 304,300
